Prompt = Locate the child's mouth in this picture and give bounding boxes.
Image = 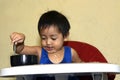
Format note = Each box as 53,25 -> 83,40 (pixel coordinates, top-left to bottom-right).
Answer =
45,47 -> 53,51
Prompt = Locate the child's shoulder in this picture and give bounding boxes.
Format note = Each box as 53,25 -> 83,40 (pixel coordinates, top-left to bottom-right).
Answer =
64,46 -> 77,54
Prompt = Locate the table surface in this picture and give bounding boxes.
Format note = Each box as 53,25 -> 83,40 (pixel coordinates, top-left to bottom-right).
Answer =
0,63 -> 120,77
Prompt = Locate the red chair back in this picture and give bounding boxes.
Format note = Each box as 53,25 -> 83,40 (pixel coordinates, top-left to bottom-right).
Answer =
64,41 -> 115,80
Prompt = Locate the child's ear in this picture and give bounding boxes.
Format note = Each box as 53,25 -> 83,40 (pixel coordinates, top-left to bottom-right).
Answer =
64,32 -> 69,41
64,38 -> 68,41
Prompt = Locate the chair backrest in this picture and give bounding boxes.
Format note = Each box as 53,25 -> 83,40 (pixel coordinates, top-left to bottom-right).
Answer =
64,41 -> 107,63
64,41 -> 115,80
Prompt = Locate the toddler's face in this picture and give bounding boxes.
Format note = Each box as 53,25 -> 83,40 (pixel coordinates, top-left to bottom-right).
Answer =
40,25 -> 67,54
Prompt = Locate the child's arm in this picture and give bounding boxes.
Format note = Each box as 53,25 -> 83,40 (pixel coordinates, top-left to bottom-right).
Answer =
71,48 -> 83,63
10,32 -> 41,56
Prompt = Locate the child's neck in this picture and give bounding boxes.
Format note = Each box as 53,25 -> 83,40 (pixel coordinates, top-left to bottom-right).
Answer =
48,47 -> 64,64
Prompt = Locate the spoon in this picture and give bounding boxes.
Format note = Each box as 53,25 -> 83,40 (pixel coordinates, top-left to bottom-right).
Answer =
13,42 -> 17,54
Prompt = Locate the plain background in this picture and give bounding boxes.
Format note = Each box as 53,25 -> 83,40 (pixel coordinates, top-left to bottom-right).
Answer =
0,0 -> 120,80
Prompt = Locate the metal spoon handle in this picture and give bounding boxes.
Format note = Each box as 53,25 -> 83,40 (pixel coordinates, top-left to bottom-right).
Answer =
13,42 -> 16,54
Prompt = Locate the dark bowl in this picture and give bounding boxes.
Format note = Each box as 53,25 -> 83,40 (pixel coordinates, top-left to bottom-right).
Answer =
10,54 -> 38,67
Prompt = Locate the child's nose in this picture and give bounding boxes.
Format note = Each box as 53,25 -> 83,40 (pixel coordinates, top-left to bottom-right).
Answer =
46,39 -> 51,45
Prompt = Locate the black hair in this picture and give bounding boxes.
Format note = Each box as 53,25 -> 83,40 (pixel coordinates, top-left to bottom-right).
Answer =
38,10 -> 70,37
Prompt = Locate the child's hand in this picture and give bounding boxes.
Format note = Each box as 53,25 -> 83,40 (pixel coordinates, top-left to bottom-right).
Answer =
10,32 -> 25,45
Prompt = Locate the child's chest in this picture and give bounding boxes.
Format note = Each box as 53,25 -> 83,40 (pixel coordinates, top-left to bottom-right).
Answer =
48,52 -> 64,64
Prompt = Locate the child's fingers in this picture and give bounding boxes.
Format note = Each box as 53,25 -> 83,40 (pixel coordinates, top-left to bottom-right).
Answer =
10,32 -> 17,41
12,37 -> 23,44
10,32 -> 24,44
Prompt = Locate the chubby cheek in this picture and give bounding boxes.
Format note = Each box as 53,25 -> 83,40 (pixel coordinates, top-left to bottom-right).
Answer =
55,40 -> 64,47
41,41 -> 46,47
41,40 -> 63,48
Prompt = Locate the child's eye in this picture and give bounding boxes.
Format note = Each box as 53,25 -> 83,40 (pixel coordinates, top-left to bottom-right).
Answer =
41,36 -> 46,40
51,36 -> 57,40
41,38 -> 46,40
51,38 -> 57,40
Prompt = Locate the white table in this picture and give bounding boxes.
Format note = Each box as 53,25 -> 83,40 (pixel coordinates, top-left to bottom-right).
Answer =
0,63 -> 120,80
